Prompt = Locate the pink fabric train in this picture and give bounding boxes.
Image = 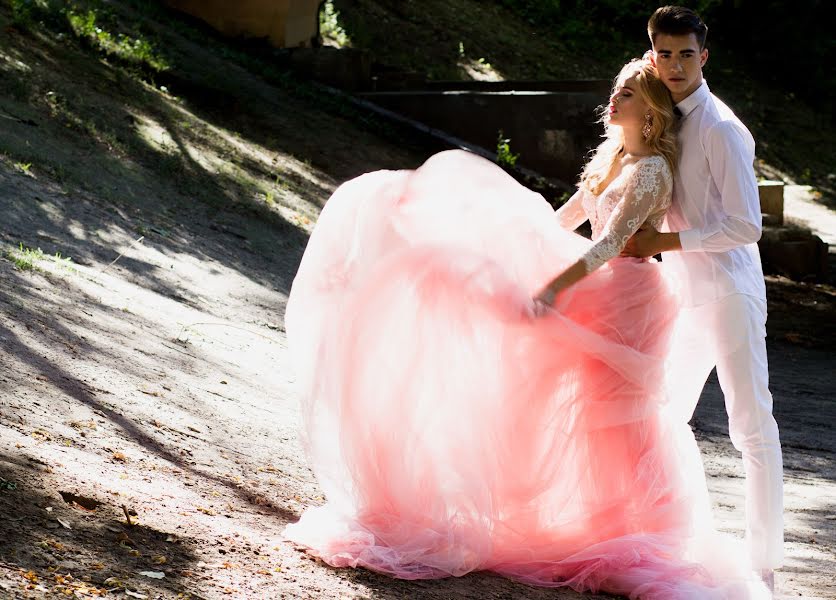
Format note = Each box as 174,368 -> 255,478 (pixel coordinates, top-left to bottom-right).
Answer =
283,151 -> 770,599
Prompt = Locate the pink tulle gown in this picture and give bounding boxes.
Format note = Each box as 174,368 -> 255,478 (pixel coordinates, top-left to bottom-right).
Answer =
283,150 -> 769,599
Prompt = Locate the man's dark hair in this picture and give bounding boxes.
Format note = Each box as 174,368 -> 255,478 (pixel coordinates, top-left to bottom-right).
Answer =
648,5 -> 708,50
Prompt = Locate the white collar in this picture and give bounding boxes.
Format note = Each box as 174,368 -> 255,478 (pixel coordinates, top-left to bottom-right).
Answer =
676,81 -> 710,117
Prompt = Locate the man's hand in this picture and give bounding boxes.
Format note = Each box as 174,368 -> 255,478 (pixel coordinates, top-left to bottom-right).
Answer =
621,226 -> 681,258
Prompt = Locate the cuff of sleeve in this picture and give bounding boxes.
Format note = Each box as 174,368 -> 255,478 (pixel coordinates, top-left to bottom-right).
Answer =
678,228 -> 702,252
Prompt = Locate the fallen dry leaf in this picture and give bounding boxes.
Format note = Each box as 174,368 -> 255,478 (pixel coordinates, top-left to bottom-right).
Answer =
138,570 -> 165,579
58,491 -> 101,511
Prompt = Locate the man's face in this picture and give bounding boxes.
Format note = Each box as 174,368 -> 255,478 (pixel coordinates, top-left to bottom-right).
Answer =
652,33 -> 708,102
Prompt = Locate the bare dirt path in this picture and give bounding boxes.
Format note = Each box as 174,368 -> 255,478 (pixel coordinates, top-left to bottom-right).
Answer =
1,160 -> 835,599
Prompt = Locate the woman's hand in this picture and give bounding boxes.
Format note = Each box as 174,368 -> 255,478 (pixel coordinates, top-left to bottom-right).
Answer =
533,260 -> 587,314
534,282 -> 559,307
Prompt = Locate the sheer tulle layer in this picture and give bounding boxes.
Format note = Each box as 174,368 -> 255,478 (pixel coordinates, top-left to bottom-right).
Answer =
283,151 -> 769,599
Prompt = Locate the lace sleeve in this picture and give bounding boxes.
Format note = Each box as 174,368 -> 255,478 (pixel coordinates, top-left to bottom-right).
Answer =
554,189 -> 587,231
579,156 -> 672,273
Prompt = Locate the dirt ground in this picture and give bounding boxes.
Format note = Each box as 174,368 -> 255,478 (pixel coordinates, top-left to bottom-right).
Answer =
2,152 -> 835,600
1,3 -> 835,599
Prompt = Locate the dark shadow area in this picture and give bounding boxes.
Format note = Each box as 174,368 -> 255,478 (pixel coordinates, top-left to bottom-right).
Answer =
339,565 -> 611,600
342,569 -> 622,600
322,0 -> 836,208
692,347 -> 835,471
0,453 -> 200,597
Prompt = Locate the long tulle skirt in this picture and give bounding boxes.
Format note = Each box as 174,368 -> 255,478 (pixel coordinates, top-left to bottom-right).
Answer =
283,151 -> 769,599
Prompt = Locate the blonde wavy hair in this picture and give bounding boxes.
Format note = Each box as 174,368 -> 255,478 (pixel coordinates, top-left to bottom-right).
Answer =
579,58 -> 677,195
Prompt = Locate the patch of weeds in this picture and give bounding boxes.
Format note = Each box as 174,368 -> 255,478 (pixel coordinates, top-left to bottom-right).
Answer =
65,7 -> 170,73
13,161 -> 34,176
7,1 -> 170,75
5,243 -> 44,271
51,251 -> 76,273
3,243 -> 76,273
496,130 -> 519,169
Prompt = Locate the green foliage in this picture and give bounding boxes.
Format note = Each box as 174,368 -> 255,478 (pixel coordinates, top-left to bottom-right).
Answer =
6,243 -> 43,271
65,7 -> 170,72
496,130 -> 519,169
3,242 -> 75,272
7,0 -> 170,74
320,0 -> 350,47
13,161 -> 33,175
492,0 -> 832,110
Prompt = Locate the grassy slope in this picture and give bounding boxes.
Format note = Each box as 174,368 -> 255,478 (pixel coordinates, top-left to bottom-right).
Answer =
0,0 -> 430,259
330,0 -> 835,205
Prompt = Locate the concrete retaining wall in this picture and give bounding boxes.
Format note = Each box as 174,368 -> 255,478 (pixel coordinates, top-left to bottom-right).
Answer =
359,82 -> 610,183
164,0 -> 320,48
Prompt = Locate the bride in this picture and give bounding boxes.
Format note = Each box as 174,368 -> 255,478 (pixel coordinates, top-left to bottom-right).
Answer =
282,58 -> 770,599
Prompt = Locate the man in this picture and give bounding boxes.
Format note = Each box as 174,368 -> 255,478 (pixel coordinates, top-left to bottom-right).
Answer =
621,5 -> 784,592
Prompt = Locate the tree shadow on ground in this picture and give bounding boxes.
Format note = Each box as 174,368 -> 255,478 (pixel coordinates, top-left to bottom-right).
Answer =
0,454 -> 200,597
0,263 -> 299,525
0,2 -> 428,307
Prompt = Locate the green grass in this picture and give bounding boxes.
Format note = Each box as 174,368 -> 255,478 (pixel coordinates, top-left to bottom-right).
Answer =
13,161 -> 33,175
9,0 -> 170,74
5,243 -> 44,271
495,131 -> 519,169
4,243 -> 75,273
66,7 -> 170,73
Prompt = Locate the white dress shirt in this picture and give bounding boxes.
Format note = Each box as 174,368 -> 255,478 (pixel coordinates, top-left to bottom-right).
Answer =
661,81 -> 766,307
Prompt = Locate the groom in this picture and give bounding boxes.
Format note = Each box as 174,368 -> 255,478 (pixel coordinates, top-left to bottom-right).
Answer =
621,5 -> 784,591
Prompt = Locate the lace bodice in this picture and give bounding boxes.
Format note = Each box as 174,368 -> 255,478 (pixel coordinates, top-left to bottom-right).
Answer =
555,155 -> 673,272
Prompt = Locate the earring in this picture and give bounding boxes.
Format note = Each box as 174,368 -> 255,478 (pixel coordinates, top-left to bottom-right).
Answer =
642,113 -> 653,140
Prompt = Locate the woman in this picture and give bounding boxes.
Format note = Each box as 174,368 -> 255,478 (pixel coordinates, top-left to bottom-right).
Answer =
283,59 -> 769,599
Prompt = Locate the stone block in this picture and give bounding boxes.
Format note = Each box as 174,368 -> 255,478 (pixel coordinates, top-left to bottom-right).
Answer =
759,226 -> 828,282
758,180 -> 784,226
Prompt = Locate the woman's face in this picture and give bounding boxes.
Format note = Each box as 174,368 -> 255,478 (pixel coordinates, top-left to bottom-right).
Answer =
607,74 -> 649,129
